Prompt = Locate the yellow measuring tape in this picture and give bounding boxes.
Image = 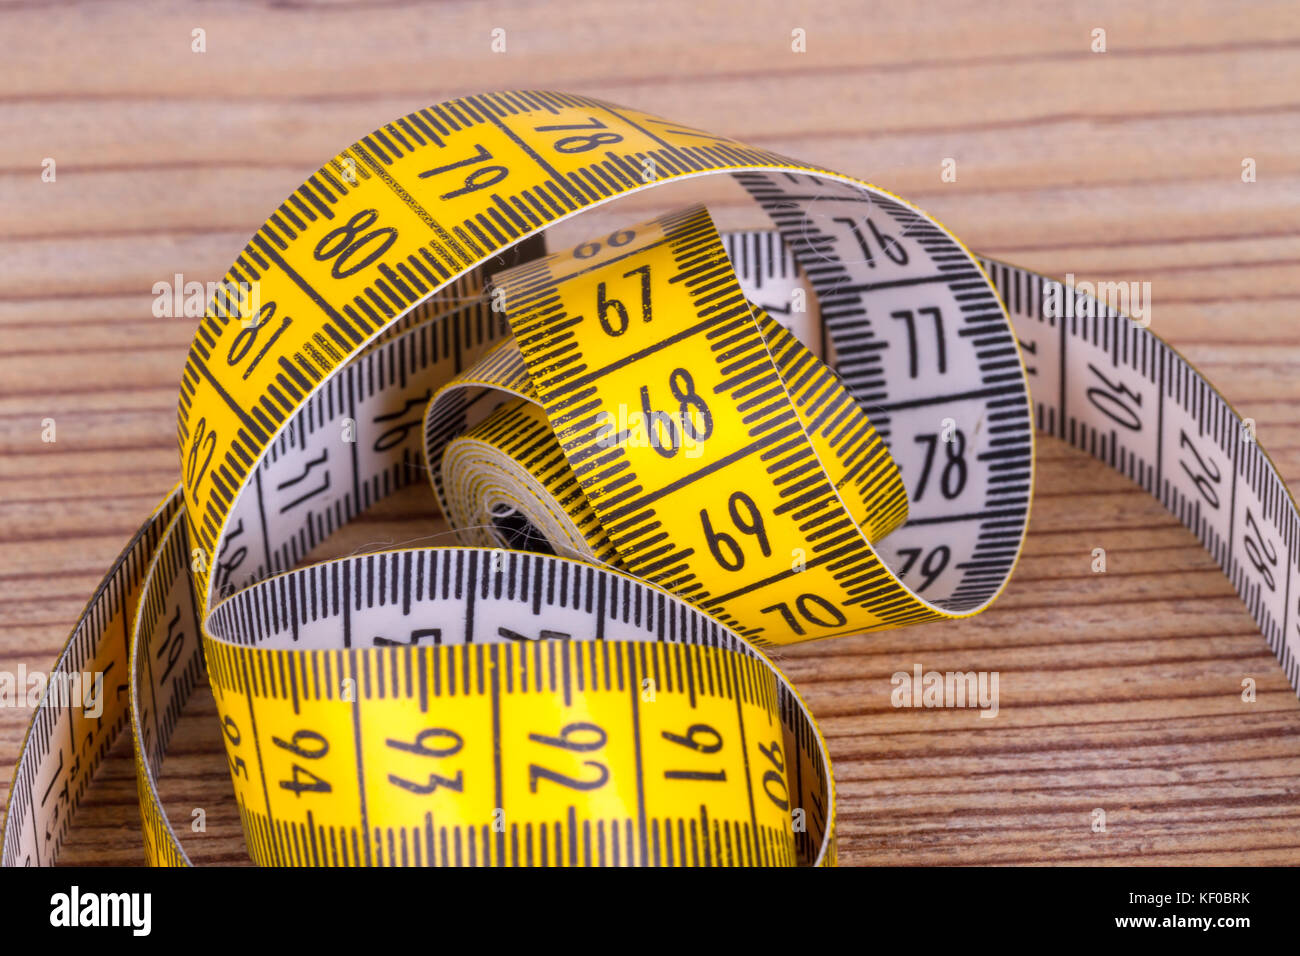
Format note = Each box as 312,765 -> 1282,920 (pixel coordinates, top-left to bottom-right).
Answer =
5,90 -> 1298,867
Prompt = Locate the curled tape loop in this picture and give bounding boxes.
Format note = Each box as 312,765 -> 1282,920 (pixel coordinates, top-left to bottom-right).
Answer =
4,91 -> 1298,868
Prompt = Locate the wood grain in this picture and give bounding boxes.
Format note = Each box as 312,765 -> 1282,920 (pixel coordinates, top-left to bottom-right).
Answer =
2,0 -> 1299,866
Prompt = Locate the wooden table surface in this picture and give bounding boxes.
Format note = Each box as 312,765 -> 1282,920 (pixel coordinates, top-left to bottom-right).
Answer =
3,0 -> 1299,866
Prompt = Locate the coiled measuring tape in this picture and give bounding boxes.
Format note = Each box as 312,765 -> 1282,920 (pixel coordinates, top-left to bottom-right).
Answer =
4,90 -> 1298,867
